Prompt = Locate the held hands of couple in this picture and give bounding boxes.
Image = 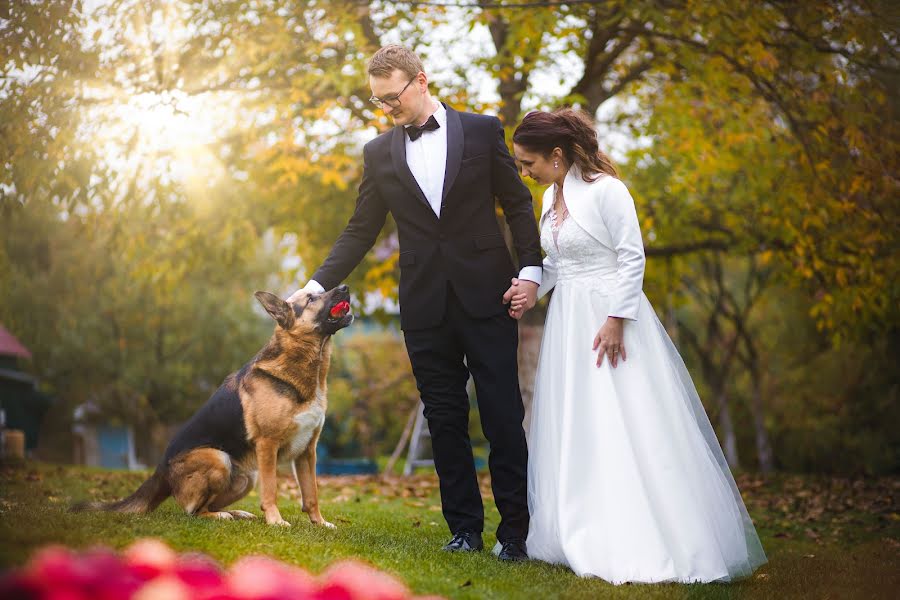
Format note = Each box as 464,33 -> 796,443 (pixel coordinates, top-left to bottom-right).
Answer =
593,317 -> 626,368
502,277 -> 538,320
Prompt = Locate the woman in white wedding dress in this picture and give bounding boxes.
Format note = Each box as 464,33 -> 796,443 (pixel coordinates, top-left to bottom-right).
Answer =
507,109 -> 767,584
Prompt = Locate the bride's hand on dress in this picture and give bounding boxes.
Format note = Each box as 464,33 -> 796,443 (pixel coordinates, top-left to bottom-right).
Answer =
593,317 -> 626,368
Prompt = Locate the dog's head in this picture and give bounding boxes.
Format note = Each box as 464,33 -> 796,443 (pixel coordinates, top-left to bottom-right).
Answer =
255,286 -> 354,337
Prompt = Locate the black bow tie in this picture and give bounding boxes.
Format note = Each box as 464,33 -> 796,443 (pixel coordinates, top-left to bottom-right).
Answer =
406,115 -> 440,141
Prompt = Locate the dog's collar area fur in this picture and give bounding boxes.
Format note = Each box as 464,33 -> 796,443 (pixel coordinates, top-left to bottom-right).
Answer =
251,334 -> 332,403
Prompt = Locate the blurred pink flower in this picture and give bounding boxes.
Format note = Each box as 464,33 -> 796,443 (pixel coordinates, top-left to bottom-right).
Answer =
0,539 -> 443,600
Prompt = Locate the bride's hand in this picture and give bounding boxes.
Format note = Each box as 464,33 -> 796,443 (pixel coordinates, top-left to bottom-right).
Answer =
504,278 -> 525,319
593,317 -> 626,368
509,290 -> 528,319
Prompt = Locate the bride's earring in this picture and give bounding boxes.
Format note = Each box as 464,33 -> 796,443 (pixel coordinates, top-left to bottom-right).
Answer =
554,160 -> 558,169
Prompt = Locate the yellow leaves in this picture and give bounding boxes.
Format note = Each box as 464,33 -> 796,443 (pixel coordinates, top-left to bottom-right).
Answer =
270,153 -> 311,186
846,176 -> 870,197
318,153 -> 357,191
844,127 -> 866,152
320,169 -> 345,189
289,88 -> 312,105
751,47 -> 779,72
364,252 -> 400,299
835,269 -> 848,288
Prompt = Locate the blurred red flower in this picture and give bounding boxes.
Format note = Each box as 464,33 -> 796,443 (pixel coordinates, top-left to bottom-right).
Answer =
0,539 -> 440,600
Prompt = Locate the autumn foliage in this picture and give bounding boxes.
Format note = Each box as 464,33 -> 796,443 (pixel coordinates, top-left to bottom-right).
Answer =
0,1 -> 896,475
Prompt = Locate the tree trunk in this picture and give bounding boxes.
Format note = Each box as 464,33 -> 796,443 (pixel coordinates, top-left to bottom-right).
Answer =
748,368 -> 774,473
664,259 -> 679,343
715,386 -> 740,469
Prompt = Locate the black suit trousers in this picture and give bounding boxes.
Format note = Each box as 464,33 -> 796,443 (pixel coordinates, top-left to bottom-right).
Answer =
403,286 -> 529,542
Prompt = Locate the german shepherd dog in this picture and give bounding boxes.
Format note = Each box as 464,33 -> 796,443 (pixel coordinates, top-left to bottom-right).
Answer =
72,286 -> 353,527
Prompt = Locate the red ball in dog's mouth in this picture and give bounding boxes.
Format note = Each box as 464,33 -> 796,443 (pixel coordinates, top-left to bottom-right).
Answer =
330,301 -> 351,318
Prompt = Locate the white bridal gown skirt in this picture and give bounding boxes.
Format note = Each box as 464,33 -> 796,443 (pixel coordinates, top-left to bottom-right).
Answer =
526,281 -> 767,583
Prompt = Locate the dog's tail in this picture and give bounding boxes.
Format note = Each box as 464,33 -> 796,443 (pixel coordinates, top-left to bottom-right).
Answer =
70,468 -> 171,514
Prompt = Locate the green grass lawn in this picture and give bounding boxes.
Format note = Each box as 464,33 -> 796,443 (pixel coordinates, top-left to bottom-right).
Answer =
0,462 -> 897,599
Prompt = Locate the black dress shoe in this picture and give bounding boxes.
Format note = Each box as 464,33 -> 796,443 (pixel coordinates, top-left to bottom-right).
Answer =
497,538 -> 528,562
442,531 -> 484,552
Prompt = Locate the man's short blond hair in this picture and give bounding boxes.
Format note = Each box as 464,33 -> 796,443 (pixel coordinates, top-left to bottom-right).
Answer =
367,45 -> 424,79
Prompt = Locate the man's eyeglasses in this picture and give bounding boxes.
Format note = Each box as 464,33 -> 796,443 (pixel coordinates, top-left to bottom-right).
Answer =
369,77 -> 416,109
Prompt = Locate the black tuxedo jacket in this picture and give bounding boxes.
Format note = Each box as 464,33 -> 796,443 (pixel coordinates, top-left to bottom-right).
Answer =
313,105 -> 542,330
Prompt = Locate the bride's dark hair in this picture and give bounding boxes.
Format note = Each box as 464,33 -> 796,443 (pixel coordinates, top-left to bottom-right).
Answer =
512,108 -> 618,182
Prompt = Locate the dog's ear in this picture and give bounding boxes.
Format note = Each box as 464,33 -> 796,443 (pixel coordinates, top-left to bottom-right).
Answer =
255,291 -> 295,329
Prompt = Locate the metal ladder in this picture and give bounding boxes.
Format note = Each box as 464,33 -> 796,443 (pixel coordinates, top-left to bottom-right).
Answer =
403,402 -> 434,475
403,372 -> 476,476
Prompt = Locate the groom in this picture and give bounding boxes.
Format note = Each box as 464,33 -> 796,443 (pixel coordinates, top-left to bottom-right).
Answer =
291,45 -> 541,560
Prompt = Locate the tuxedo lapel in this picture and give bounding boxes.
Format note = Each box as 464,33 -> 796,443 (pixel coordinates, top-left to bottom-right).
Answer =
442,104 -> 463,201
390,126 -> 429,207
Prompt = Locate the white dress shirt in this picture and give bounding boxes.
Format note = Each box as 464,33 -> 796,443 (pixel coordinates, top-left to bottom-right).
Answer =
303,99 -> 541,293
406,101 -> 448,218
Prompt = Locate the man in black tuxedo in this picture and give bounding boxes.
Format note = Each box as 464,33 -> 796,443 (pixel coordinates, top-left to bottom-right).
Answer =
292,45 -> 540,561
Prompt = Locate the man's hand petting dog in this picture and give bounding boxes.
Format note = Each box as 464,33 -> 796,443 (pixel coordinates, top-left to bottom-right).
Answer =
503,277 -> 538,320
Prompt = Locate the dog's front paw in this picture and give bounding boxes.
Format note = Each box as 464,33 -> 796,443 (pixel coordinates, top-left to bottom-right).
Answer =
266,517 -> 292,527
321,520 -> 336,529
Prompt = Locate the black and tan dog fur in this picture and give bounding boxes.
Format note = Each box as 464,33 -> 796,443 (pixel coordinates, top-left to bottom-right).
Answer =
72,286 -> 354,527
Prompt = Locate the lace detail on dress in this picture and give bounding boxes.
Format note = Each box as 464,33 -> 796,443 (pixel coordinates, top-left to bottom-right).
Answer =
541,210 -> 620,289
548,189 -> 569,250
548,207 -> 564,250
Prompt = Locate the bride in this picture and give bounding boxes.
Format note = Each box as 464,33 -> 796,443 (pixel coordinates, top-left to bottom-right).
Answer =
505,109 -> 767,584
